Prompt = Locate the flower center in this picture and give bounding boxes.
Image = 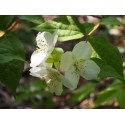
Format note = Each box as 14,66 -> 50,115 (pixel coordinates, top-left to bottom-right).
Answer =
36,40 -> 48,52
73,59 -> 84,72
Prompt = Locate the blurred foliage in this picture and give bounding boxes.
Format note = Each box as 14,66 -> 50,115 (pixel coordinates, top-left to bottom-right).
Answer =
100,16 -> 122,25
16,79 -> 55,108
94,79 -> 125,108
17,15 -> 45,24
70,82 -> 97,104
0,15 -> 125,108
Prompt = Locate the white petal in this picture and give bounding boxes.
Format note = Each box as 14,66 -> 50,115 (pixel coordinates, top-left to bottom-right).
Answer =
31,31 -> 56,68
53,31 -> 58,45
46,67 -> 62,84
72,41 -> 92,60
36,32 -> 44,43
36,32 -> 54,52
30,67 -> 41,78
80,60 -> 100,80
36,32 -> 52,44
60,52 -> 74,71
65,65 -> 80,89
30,67 -> 48,78
45,67 -> 63,95
30,50 -> 48,67
60,75 -> 74,89
47,80 -> 63,95
43,32 -> 54,50
46,67 -> 74,91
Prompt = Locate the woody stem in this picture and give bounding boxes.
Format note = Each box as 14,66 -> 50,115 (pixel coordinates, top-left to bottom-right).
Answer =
85,23 -> 100,41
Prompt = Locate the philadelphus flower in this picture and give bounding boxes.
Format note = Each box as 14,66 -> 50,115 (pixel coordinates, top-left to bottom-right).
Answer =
60,41 -> 100,89
30,31 -> 74,95
30,66 -> 74,95
30,31 -> 58,67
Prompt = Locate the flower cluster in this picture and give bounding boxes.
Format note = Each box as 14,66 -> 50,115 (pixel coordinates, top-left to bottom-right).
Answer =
30,31 -> 73,95
30,31 -> 100,95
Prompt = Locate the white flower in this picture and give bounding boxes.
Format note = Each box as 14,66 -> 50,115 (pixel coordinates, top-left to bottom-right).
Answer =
30,66 -> 73,95
30,31 -> 58,67
60,41 -> 100,89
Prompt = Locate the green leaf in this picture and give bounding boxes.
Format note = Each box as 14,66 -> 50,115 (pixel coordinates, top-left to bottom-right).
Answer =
0,33 -> 25,94
82,23 -> 95,35
17,15 -> 44,24
48,47 -> 64,69
95,90 -> 117,107
95,82 -> 124,107
71,83 -> 96,103
92,58 -> 124,80
53,62 -> 59,69
103,82 -> 124,91
89,36 -> 123,78
66,16 -> 95,35
117,90 -> 125,108
46,58 -> 54,63
33,16 -> 84,41
0,16 -> 15,30
52,47 -> 64,61
100,16 -> 122,25
46,48 -> 64,68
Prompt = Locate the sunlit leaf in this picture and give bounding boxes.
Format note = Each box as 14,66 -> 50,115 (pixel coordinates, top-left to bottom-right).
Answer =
33,16 -> 85,41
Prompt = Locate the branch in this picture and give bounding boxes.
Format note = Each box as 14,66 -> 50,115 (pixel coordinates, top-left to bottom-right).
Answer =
85,23 -> 100,41
0,20 -> 18,38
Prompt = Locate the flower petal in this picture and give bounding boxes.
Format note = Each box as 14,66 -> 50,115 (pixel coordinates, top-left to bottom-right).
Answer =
53,31 -> 58,45
36,32 -> 44,43
36,32 -> 54,52
30,50 -> 48,67
60,52 -> 74,71
47,80 -> 63,95
65,65 -> 80,89
73,41 -> 92,60
30,31 -> 57,67
60,75 -> 75,89
80,60 -> 100,80
30,67 -> 47,78
48,64 -> 74,89
43,32 -> 54,51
